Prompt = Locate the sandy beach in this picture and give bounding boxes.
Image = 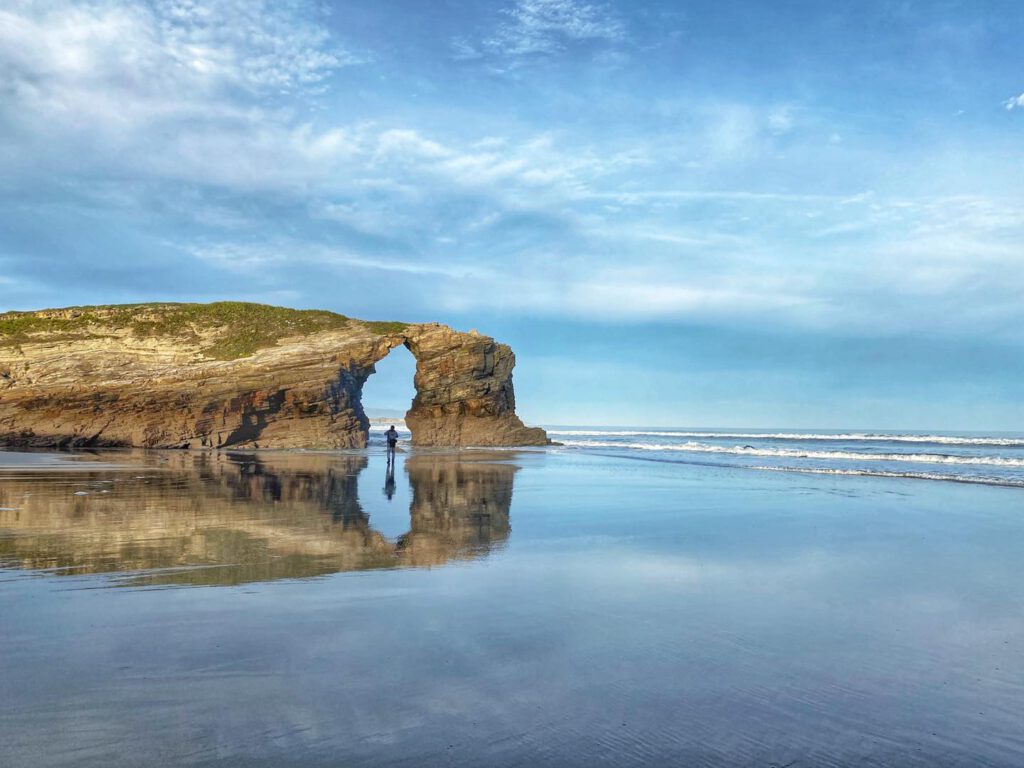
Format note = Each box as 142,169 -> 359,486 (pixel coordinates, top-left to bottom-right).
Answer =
3,445 -> 1023,766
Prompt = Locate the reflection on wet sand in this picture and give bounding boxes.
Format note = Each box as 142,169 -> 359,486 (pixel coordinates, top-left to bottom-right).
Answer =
0,451 -> 518,586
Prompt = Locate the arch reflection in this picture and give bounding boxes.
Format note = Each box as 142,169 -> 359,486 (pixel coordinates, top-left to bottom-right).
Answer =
0,451 -> 518,587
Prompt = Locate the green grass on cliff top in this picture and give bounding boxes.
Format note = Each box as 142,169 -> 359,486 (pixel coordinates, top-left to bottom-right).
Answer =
0,302 -> 410,360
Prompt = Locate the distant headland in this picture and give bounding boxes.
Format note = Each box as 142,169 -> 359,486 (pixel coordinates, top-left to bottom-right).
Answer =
0,302 -> 548,449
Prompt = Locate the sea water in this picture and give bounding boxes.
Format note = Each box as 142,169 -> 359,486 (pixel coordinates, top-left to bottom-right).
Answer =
546,426 -> 1024,487
1,441 -> 1023,767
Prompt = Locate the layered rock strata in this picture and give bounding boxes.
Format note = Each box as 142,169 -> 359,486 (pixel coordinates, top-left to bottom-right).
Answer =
0,303 -> 547,449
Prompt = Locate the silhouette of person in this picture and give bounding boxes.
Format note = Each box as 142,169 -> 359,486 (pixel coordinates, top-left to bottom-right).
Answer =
385,424 -> 399,465
383,460 -> 396,500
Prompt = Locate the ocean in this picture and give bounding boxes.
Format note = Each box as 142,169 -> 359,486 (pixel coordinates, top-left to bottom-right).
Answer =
545,426 -> 1024,488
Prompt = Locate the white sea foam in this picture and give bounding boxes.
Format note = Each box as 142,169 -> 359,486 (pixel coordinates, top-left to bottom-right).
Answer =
546,429 -> 1024,446
752,465 -> 1024,488
559,440 -> 1024,467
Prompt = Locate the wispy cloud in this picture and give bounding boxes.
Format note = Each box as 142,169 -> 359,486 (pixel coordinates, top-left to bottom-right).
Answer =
0,0 -> 589,198
0,0 -> 365,189
154,0 -> 360,92
0,0 -> 355,100
188,241 -> 494,280
2,0 -> 1022,426
2,1 -> 1023,345
454,0 -> 625,64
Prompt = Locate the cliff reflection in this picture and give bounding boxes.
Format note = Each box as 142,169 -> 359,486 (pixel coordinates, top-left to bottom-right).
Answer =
0,451 -> 517,586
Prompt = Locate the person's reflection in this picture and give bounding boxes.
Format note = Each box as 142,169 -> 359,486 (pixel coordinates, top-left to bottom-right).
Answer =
383,459 -> 396,500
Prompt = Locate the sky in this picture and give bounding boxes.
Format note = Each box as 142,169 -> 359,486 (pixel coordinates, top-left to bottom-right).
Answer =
1,0 -> 1023,430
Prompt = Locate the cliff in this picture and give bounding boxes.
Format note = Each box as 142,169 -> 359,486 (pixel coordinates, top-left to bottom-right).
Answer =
0,302 -> 548,449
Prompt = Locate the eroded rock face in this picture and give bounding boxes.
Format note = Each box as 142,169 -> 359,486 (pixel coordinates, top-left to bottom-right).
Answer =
0,303 -> 547,449
405,324 -> 548,447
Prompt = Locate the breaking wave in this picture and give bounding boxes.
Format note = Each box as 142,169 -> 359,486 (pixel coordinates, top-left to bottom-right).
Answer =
546,429 -> 1024,447
752,465 -> 1024,488
559,440 -> 1024,467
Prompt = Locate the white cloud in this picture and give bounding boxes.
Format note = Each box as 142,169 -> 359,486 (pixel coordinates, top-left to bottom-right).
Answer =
376,129 -> 452,160
2,2 -> 1023,346
564,277 -> 814,319
1004,93 -> 1024,110
189,241 -> 493,280
425,186 -> 1024,340
369,129 -> 580,192
766,106 -> 795,135
0,0 -> 365,189
152,0 -> 357,92
0,0 -> 353,101
0,0 -> 590,198
459,0 -> 625,63
449,36 -> 483,61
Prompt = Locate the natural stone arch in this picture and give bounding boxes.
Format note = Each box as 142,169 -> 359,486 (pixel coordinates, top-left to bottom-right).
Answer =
0,304 -> 548,449
354,323 -> 547,448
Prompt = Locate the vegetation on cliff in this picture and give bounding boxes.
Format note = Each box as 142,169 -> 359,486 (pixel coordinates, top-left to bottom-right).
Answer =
0,302 -> 409,360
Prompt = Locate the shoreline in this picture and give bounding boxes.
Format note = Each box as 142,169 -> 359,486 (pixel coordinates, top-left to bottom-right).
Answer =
3,439 -> 1022,490
0,445 -> 547,470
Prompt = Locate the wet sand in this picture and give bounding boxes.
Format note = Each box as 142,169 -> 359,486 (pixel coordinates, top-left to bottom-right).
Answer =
0,450 -> 134,471
2,448 -> 1024,766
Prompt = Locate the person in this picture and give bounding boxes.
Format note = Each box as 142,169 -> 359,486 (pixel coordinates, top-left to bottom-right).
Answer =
385,424 -> 399,464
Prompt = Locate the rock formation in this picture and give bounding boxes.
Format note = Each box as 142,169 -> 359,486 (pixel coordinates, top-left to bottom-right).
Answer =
0,302 -> 547,449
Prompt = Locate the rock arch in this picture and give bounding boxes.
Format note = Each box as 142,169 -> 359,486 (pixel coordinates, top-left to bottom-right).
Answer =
357,324 -> 547,448
0,304 -> 548,449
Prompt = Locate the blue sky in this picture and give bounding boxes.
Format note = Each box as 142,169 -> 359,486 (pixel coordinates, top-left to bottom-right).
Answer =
1,0 -> 1023,429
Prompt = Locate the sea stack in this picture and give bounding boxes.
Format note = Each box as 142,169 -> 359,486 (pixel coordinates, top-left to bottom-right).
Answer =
0,302 -> 548,449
